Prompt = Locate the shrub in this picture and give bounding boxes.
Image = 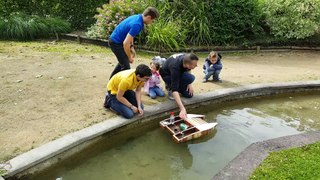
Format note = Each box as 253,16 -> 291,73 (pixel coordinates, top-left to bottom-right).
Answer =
86,0 -> 147,39
146,19 -> 187,52
263,0 -> 320,39
156,0 -> 263,45
0,12 -> 72,40
0,0 -> 107,29
208,0 -> 263,44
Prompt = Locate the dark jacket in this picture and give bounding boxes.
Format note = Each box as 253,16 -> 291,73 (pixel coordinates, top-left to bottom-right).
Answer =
159,53 -> 190,92
203,53 -> 222,71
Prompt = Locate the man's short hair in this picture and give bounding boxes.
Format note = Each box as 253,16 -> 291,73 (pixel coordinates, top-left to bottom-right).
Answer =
143,7 -> 159,19
135,64 -> 152,77
183,53 -> 199,64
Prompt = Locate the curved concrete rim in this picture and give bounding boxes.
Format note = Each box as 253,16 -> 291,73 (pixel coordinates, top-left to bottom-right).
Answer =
213,131 -> 320,180
2,80 -> 320,179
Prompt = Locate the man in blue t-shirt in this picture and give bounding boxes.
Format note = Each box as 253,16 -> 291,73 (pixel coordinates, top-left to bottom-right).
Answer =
109,7 -> 159,79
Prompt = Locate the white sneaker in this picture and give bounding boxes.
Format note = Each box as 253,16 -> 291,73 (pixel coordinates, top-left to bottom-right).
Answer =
202,78 -> 208,83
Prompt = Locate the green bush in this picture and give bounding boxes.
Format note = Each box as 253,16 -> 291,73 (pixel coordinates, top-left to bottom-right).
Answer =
146,19 -> 187,52
0,0 -> 107,29
156,0 -> 263,46
86,0 -> 147,39
0,12 -> 72,40
262,0 -> 320,39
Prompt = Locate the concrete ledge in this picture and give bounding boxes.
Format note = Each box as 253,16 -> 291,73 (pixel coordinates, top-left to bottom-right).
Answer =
213,131 -> 320,180
3,80 -> 320,179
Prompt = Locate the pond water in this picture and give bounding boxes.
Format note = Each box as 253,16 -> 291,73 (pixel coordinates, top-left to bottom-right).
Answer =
32,93 -> 320,180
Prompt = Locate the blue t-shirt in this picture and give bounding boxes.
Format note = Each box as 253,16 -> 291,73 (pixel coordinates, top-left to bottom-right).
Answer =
109,14 -> 144,44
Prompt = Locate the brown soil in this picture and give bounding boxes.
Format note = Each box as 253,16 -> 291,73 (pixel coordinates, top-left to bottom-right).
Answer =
0,40 -> 320,162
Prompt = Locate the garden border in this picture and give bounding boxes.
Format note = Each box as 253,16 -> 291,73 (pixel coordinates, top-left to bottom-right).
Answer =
2,80 -> 320,179
58,33 -> 320,54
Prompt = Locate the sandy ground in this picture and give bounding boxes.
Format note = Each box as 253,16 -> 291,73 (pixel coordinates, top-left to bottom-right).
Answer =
0,40 -> 320,163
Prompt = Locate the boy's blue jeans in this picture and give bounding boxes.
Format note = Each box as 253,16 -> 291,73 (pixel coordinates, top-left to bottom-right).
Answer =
149,86 -> 165,99
161,72 -> 195,98
204,69 -> 221,81
106,90 -> 143,119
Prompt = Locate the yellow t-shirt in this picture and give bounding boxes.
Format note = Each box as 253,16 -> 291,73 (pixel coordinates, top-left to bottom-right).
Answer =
107,69 -> 144,95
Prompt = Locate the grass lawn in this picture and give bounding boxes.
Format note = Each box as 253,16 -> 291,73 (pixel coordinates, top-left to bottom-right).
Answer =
250,142 -> 320,180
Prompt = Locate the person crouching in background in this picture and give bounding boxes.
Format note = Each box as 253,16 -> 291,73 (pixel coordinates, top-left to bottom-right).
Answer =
202,51 -> 223,83
144,62 -> 165,99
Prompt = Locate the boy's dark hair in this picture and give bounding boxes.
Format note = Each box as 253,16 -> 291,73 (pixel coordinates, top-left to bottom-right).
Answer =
143,7 -> 159,19
183,53 -> 199,64
150,62 -> 160,70
135,64 -> 152,77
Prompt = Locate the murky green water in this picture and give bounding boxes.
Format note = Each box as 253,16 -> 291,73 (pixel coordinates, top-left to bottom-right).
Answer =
32,93 -> 320,180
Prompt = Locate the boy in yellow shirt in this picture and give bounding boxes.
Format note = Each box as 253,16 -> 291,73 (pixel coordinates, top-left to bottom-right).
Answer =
104,64 -> 152,119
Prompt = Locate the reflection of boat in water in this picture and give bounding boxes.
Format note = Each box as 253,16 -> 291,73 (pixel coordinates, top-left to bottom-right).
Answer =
160,114 -> 218,143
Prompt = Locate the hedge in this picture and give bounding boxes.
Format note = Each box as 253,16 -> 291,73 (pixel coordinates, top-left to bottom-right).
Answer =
0,0 -> 109,29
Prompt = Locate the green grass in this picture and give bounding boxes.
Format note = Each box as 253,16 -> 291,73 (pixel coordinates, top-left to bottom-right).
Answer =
0,168 -> 7,176
250,142 -> 320,180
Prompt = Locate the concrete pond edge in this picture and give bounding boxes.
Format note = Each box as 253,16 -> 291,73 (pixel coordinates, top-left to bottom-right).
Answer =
212,131 -> 320,180
2,80 -> 320,179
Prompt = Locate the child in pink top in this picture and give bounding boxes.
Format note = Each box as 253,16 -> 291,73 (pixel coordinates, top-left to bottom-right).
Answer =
144,62 -> 165,99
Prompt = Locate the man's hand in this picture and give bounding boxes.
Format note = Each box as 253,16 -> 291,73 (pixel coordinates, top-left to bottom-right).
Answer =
129,57 -> 134,64
131,106 -> 138,113
130,47 -> 136,58
186,84 -> 194,96
138,106 -> 144,116
179,108 -> 187,120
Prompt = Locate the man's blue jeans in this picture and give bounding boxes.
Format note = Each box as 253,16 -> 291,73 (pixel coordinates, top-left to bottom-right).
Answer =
204,69 -> 221,81
161,72 -> 195,98
106,90 -> 143,119
149,86 -> 165,99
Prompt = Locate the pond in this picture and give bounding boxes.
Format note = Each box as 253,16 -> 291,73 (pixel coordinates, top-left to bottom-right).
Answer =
31,93 -> 320,180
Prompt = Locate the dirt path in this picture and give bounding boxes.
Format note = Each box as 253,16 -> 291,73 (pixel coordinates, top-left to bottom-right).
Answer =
0,40 -> 319,162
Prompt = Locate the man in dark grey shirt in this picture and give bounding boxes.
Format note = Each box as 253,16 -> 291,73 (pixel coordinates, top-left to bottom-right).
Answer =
159,53 -> 198,119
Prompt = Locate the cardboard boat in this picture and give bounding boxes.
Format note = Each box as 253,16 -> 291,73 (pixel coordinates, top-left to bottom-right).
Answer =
159,114 -> 218,143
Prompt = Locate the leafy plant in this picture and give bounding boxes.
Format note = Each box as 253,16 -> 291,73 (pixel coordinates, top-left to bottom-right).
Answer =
146,19 -> 186,52
262,0 -> 320,39
0,12 -> 72,40
0,0 -> 107,29
86,0 -> 147,39
155,0 -> 263,46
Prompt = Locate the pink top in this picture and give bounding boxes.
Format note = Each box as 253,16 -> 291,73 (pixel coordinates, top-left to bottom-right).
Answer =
144,71 -> 162,94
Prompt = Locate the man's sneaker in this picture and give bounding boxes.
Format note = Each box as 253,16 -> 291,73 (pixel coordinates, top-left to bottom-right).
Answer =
103,94 -> 110,109
168,91 -> 174,100
202,78 -> 208,83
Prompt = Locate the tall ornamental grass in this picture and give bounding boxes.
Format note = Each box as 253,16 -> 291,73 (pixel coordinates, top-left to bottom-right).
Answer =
0,12 -> 72,40
146,19 -> 186,52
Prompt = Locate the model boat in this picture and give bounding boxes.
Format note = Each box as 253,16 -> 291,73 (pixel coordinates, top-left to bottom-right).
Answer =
159,114 -> 217,143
